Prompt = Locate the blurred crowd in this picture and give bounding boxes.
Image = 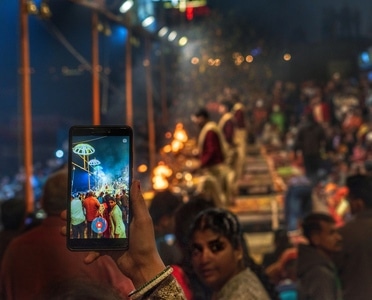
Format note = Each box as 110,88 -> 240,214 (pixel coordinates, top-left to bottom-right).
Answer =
2,70 -> 372,299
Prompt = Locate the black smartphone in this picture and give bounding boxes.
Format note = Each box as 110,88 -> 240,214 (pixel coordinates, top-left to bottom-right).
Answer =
67,125 -> 133,251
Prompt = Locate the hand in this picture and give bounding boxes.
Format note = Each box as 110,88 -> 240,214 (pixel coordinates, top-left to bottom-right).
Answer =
61,180 -> 165,288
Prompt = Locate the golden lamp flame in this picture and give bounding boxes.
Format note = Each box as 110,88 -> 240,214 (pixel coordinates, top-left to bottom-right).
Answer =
173,123 -> 188,142
171,140 -> 183,152
152,175 -> 169,190
153,162 -> 172,177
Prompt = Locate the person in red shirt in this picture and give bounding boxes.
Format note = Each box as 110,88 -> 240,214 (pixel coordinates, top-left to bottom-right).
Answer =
83,191 -> 101,238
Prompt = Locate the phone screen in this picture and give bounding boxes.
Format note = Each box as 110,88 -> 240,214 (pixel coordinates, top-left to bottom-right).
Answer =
67,125 -> 132,251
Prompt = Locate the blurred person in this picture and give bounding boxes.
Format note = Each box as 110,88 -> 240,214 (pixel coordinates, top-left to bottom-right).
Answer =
325,184 -> 349,227
188,208 -> 277,300
261,122 -> 283,151
217,100 -> 238,170
262,228 -> 293,269
252,98 -> 268,139
293,112 -> 327,183
265,247 -> 298,300
269,104 -> 286,135
309,93 -> 330,125
297,212 -> 343,300
231,94 -> 247,180
60,180 -> 186,299
218,100 -> 238,205
108,196 -> 126,238
0,168 -> 134,300
70,195 -> 86,239
148,189 -> 183,266
284,167 -> 313,235
0,197 -> 25,264
334,174 -> 372,300
83,191 -> 100,238
97,191 -> 105,204
191,108 -> 229,207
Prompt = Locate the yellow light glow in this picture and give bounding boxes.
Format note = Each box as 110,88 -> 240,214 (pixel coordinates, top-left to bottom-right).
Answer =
185,160 -> 193,167
171,140 -> 183,152
152,175 -> 169,190
174,123 -> 188,142
246,55 -> 254,63
191,57 -> 200,64
184,173 -> 193,181
153,163 -> 172,177
178,37 -> 188,46
283,53 -> 291,61
163,145 -> 172,153
137,164 -> 148,173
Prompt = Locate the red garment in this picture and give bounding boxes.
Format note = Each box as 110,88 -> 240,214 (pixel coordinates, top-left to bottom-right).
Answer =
222,118 -> 235,145
313,102 -> 330,123
172,265 -> 193,300
83,196 -> 100,221
200,131 -> 224,168
234,108 -> 246,128
0,217 -> 134,300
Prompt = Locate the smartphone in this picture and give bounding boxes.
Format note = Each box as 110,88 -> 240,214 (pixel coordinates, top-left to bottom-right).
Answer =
67,125 -> 133,251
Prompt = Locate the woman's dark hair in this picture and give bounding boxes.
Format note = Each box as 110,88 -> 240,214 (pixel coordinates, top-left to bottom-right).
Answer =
188,208 -> 279,300
188,208 -> 243,252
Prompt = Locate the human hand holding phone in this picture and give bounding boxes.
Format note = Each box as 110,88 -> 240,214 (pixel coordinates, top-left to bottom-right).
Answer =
62,180 -> 165,289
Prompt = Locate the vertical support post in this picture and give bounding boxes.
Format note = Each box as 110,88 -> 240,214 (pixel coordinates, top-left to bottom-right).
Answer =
145,37 -> 156,173
19,0 -> 34,214
92,11 -> 100,125
125,29 -> 133,127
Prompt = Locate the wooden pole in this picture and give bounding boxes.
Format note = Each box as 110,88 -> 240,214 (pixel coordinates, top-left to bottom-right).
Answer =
19,0 -> 34,214
125,29 -> 133,127
145,37 -> 156,173
91,11 -> 100,125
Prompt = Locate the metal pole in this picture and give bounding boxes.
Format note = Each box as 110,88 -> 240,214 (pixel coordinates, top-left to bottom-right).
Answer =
125,29 -> 133,127
145,37 -> 156,173
19,0 -> 34,214
92,11 -> 100,125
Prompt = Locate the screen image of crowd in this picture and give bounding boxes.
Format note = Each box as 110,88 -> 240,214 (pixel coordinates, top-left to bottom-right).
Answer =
69,184 -> 129,240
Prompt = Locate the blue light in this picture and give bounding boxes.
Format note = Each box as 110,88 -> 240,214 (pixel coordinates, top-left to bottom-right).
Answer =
55,150 -> 64,158
251,47 -> 262,57
111,26 -> 128,44
361,52 -> 370,63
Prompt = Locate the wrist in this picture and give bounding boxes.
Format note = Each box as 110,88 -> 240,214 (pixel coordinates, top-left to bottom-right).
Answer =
127,254 -> 166,288
128,266 -> 173,299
